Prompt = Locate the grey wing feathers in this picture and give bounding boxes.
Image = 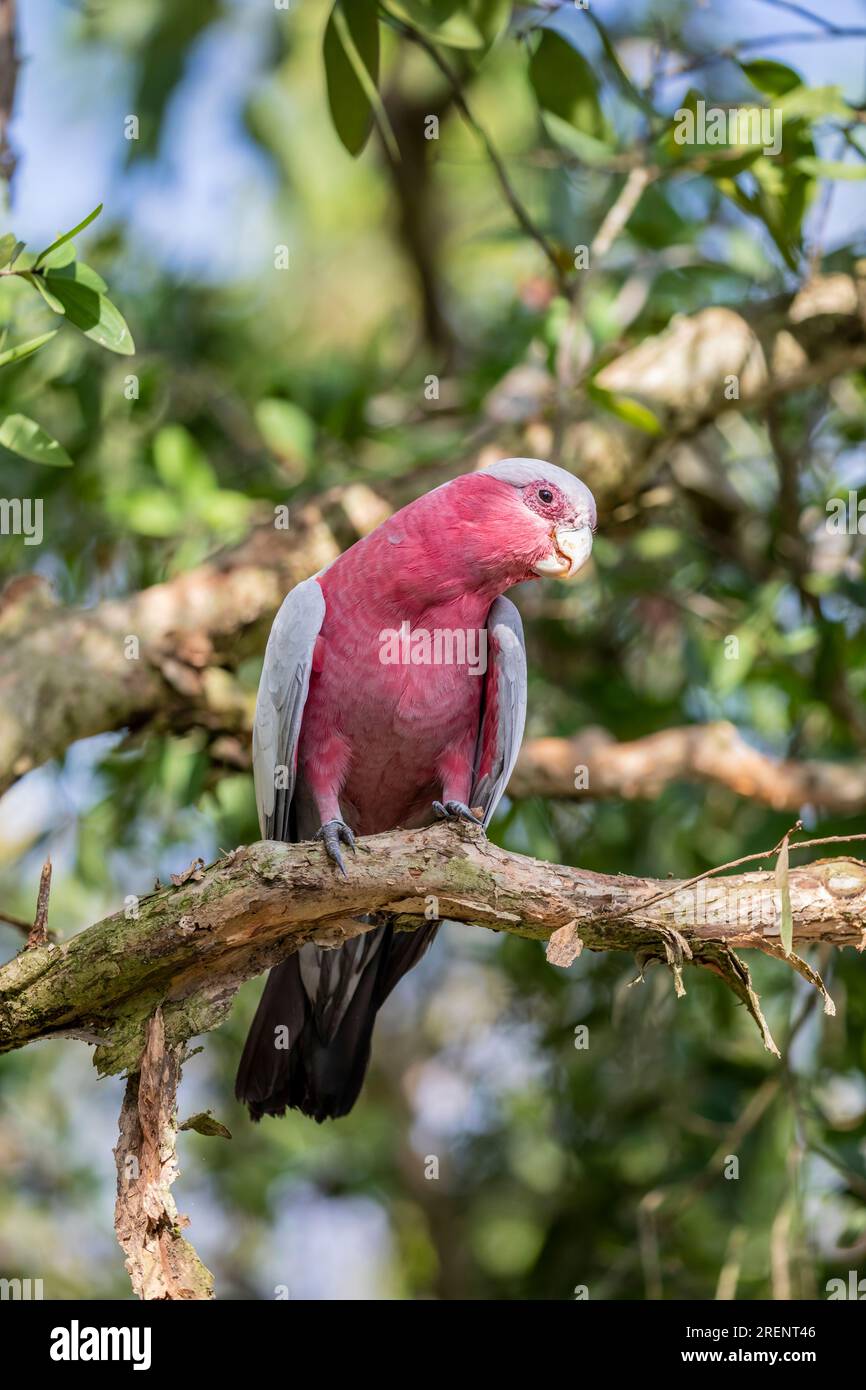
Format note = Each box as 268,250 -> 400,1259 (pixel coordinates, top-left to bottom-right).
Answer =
252,576 -> 326,841
470,595 -> 527,828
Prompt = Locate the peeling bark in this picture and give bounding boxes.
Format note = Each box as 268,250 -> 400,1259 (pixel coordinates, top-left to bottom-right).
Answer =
113,1009 -> 214,1301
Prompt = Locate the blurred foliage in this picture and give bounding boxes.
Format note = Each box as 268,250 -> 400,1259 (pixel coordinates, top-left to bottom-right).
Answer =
0,202 -> 133,468
1,0 -> 865,1300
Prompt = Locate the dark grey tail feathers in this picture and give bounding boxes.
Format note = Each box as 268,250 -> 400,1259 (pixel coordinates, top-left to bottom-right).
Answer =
235,921 -> 439,1123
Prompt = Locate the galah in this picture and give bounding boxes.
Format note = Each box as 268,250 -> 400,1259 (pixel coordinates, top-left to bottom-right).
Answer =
236,458 -> 596,1121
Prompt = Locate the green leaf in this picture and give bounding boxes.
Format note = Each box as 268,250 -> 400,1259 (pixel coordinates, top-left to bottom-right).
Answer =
632,526 -> 682,560
0,232 -> 17,268
21,271 -> 67,315
386,0 -> 477,46
123,0 -> 222,165
323,0 -> 381,157
538,113 -> 615,165
472,0 -> 511,48
529,31 -> 607,140
0,413 -> 73,467
710,626 -> 759,695
41,273 -> 135,354
0,330 -> 59,368
255,398 -> 315,464
740,59 -> 802,97
195,490 -> 253,533
20,271 -> 66,314
657,87 -> 702,163
37,241 -> 77,271
153,424 -> 217,495
627,183 -> 694,250
775,834 -> 793,957
584,11 -> 656,118
658,88 -> 771,168
587,384 -> 663,435
119,488 -> 185,536
33,203 -> 103,268
714,135 -> 818,273
777,85 -> 853,122
794,157 -> 866,180
45,259 -> 109,292
384,0 -> 511,48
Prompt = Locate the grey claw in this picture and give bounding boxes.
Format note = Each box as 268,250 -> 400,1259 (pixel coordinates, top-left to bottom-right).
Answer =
315,819 -> 356,878
432,800 -> 483,827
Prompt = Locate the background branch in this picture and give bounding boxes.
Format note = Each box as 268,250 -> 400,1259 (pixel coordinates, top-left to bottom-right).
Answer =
510,722 -> 866,815
0,0 -> 19,185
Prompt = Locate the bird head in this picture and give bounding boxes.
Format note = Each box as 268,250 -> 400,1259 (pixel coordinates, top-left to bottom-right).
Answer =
353,457 -> 597,610
480,457 -> 597,581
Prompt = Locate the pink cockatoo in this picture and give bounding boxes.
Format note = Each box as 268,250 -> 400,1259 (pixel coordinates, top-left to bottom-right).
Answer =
236,458 -> 596,1121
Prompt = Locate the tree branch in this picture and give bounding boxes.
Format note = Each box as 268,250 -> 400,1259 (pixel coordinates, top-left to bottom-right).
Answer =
1,825 -> 864,1077
671,26 -> 866,76
0,0 -> 19,185
510,722 -> 866,816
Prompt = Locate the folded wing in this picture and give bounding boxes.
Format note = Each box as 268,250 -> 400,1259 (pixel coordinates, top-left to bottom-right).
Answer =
252,575 -> 326,841
470,595 -> 528,828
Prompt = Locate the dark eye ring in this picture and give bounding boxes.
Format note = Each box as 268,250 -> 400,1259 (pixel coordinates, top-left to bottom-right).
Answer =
538,487 -> 554,504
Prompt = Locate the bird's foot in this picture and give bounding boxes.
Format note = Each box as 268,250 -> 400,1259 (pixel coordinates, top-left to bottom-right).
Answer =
433,800 -> 483,827
315,818 -> 356,878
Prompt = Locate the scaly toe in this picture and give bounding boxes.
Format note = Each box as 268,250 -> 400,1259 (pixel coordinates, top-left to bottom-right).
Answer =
433,800 -> 483,827
315,819 -> 356,877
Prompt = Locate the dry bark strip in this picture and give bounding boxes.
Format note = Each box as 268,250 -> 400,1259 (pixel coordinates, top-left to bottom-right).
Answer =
113,1009 -> 214,1300
25,856 -> 52,950
1,824 -> 864,1077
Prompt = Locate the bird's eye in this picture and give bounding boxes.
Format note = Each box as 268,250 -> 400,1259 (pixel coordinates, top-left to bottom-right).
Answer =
538,487 -> 554,504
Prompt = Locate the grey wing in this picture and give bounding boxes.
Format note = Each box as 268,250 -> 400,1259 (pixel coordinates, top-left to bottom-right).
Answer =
470,595 -> 528,828
252,576 -> 326,841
